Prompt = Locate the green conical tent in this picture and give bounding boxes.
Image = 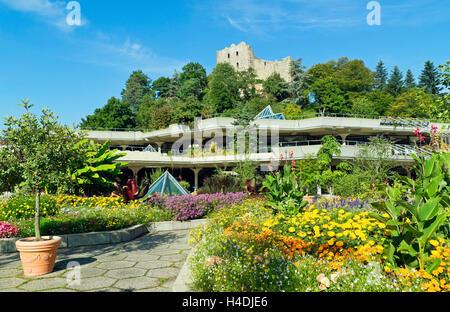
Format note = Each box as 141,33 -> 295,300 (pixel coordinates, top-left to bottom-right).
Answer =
141,171 -> 189,200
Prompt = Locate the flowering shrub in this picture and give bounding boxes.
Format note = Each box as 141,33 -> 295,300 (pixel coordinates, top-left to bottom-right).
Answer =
54,195 -> 127,210
312,196 -> 374,212
14,204 -> 172,238
189,199 -> 450,292
147,192 -> 249,221
0,194 -> 59,220
1,194 -> 172,238
0,221 -> 19,238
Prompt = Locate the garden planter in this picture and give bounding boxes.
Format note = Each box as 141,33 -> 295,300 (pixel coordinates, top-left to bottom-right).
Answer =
15,236 -> 62,277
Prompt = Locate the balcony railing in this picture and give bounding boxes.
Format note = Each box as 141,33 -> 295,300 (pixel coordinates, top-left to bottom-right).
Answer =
115,139 -> 432,159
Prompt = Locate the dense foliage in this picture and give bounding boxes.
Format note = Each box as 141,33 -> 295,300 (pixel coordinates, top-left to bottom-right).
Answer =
79,59 -> 450,131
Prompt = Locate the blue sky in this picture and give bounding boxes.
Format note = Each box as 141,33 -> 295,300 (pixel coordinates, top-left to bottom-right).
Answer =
0,0 -> 449,127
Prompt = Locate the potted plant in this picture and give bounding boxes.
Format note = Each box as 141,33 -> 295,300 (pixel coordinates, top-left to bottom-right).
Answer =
1,100 -> 84,277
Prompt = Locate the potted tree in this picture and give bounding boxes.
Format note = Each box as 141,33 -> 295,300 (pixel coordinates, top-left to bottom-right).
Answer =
1,100 -> 84,277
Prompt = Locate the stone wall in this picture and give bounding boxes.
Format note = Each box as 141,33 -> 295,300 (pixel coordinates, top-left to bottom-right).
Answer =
216,42 -> 293,82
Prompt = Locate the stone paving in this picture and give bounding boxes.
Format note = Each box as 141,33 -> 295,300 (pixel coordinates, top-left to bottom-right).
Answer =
0,230 -> 192,292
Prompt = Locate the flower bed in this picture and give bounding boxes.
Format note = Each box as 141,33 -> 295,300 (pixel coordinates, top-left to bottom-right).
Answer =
189,199 -> 450,292
0,195 -> 172,238
0,221 -> 19,239
146,192 -> 249,221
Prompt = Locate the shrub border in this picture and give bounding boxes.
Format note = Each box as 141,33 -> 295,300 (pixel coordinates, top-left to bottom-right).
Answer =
0,219 -> 210,254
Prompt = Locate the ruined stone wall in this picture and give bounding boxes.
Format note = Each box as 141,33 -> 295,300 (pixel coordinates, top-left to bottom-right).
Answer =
216,42 -> 293,82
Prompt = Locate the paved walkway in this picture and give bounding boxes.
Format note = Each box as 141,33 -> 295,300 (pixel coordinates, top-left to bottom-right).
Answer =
0,230 -> 191,292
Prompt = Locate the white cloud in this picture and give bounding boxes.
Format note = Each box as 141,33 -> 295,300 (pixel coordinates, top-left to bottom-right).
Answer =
70,35 -> 187,76
197,0 -> 449,35
226,16 -> 247,32
0,1 -> 184,75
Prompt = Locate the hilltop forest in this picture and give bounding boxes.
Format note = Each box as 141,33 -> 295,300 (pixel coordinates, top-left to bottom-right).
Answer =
80,58 -> 450,130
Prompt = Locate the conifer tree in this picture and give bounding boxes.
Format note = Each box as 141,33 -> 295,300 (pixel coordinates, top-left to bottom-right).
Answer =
404,69 -> 416,90
386,66 -> 404,96
419,60 -> 442,95
374,60 -> 388,90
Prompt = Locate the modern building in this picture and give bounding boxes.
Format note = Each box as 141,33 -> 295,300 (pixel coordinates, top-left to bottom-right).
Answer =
85,113 -> 450,191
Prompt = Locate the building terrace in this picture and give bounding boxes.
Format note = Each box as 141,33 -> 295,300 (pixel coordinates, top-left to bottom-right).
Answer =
84,114 -> 450,190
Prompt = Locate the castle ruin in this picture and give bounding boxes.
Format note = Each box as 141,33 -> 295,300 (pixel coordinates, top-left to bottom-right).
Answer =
216,42 -> 293,82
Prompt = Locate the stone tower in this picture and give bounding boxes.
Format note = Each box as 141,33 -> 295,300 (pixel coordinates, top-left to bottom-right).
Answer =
216,42 -> 293,82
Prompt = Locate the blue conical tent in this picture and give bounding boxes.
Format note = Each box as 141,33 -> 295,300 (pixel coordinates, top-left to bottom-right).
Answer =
141,171 -> 189,200
255,105 -> 286,120
143,144 -> 157,152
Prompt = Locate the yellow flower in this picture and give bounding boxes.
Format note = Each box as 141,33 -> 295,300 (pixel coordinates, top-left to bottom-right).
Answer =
430,240 -> 439,247
289,227 -> 296,233
327,231 -> 335,238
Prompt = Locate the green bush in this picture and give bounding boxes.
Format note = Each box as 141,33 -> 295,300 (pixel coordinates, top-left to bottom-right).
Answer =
0,194 -> 59,220
198,174 -> 242,194
13,205 -> 172,238
262,163 -> 308,216
208,198 -> 270,228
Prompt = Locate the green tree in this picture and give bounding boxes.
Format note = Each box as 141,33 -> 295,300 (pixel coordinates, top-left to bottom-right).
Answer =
1,100 -> 86,240
316,135 -> 342,194
366,89 -> 395,116
80,97 -> 136,130
351,96 -> 378,116
289,58 -> 309,106
121,70 -> 153,113
436,61 -> 450,121
310,78 -> 346,114
333,59 -> 375,94
404,69 -> 417,90
386,66 -> 404,97
152,77 -> 172,99
208,63 -> 240,113
263,73 -> 289,101
388,89 -> 436,119
71,140 -> 127,196
296,156 -> 321,195
177,78 -> 206,100
375,60 -> 388,90
355,136 -> 395,185
149,105 -> 174,130
283,103 -> 303,120
136,94 -> 161,129
171,96 -> 204,124
180,62 -> 208,87
419,61 -> 442,95
237,68 -> 261,102
247,95 -> 278,116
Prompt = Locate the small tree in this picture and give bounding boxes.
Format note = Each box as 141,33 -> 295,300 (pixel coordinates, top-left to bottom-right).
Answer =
316,136 -> 342,195
1,100 -> 84,241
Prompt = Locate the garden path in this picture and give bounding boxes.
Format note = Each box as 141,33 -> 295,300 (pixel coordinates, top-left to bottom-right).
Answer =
0,230 -> 191,292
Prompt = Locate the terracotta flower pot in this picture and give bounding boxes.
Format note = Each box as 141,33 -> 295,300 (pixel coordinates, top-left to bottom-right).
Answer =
15,236 -> 62,277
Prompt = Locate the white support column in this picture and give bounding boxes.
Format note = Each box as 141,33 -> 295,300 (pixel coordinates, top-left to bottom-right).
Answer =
155,142 -> 164,153
191,168 -> 202,190
128,167 -> 141,181
339,133 -> 350,146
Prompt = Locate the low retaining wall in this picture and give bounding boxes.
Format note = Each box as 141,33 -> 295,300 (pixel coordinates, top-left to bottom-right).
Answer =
0,219 -> 211,254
